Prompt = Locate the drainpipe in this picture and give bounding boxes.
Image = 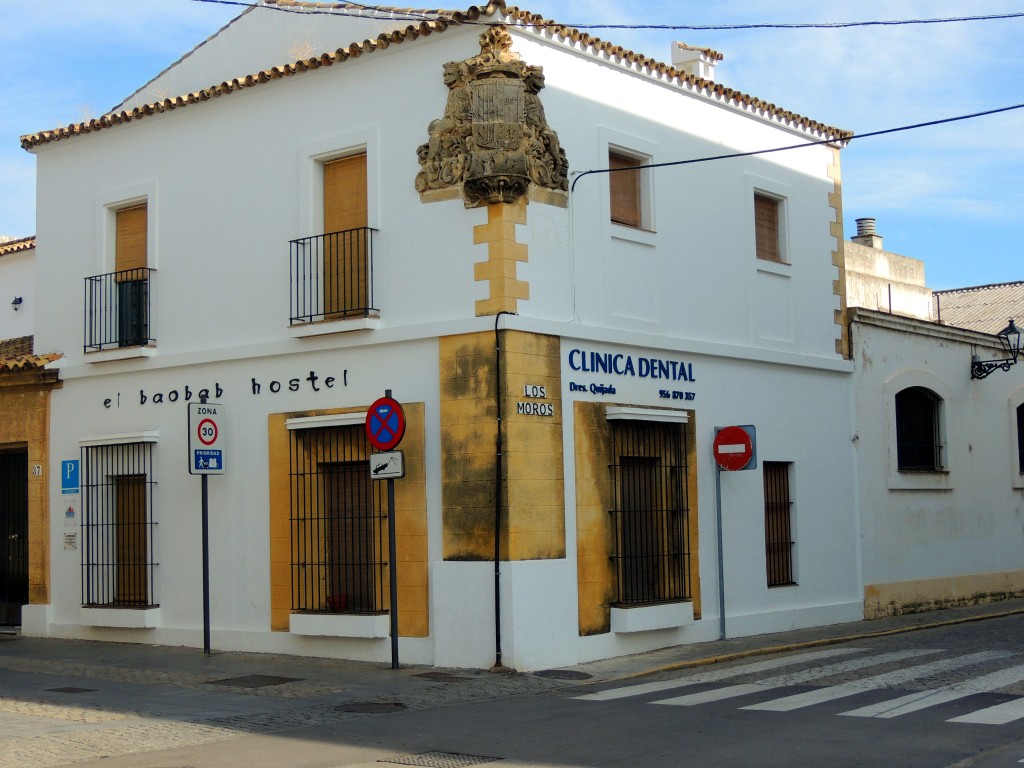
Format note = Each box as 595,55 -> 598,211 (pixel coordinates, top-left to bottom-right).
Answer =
493,310 -> 516,670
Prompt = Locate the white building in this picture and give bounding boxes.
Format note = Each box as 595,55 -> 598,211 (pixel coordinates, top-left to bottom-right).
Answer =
22,1 -> 861,669
1,237 -> 61,631
850,308 -> 1024,617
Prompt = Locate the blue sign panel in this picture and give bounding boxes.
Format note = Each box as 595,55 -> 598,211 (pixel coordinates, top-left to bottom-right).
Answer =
61,460 -> 80,495
193,450 -> 224,472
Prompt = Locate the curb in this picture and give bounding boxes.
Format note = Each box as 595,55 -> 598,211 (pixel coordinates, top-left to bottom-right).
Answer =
602,606 -> 1024,684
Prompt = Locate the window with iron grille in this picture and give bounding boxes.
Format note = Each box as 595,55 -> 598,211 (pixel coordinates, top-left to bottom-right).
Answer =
763,461 -> 796,587
289,424 -> 388,613
609,420 -> 690,605
895,386 -> 943,471
80,443 -> 157,607
1017,403 -> 1024,474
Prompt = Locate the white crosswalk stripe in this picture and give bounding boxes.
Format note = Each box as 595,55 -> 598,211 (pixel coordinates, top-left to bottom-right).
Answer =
742,651 -> 1010,712
949,698 -> 1024,725
653,649 -> 938,707
840,660 -> 1024,719
576,647 -> 1024,726
574,647 -> 865,702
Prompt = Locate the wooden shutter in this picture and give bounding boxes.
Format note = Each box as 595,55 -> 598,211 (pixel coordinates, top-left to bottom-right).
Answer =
115,475 -> 148,605
754,194 -> 781,262
323,154 -> 369,315
115,204 -> 147,277
323,153 -> 367,234
609,151 -> 642,228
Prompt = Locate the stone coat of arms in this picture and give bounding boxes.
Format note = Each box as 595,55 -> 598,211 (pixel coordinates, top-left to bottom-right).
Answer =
416,27 -> 569,207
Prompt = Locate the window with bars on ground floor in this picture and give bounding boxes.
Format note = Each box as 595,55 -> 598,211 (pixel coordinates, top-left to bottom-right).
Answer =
81,442 -> 157,607
1016,403 -> 1024,474
895,386 -> 944,471
609,419 -> 691,605
763,461 -> 796,587
289,423 -> 388,613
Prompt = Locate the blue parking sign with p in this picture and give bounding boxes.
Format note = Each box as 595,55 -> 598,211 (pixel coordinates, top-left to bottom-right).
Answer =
62,460 -> 80,495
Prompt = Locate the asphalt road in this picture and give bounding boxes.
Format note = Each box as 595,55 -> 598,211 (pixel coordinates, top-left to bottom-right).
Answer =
3,610 -> 1024,767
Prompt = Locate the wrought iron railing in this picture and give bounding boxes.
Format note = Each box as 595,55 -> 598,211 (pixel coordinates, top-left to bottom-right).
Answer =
289,228 -> 376,325
83,268 -> 154,352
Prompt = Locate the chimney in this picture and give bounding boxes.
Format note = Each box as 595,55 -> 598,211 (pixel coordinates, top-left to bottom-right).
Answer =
852,217 -> 883,250
671,42 -> 722,81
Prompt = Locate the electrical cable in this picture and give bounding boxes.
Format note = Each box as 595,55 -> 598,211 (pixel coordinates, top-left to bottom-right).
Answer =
188,0 -> 1024,31
570,102 -> 1024,193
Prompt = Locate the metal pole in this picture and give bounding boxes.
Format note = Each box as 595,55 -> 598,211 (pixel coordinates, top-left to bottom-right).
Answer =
385,388 -> 399,669
202,472 -> 211,655
715,465 -> 726,640
388,477 -> 398,669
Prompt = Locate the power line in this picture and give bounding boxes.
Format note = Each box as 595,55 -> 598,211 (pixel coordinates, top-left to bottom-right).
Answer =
189,0 -> 1024,30
547,12 -> 1024,31
570,102 -> 1024,192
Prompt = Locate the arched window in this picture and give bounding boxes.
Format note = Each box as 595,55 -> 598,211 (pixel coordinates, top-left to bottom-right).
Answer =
895,386 -> 943,471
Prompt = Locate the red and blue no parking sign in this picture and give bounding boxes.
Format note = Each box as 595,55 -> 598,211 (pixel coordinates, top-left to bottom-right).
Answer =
366,396 -> 406,451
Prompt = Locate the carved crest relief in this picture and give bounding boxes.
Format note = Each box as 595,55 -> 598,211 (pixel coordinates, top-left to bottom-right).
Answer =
415,27 -> 569,207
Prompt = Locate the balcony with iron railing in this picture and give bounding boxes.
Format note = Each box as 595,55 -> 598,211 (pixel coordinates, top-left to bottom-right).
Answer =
83,268 -> 154,352
290,228 -> 377,325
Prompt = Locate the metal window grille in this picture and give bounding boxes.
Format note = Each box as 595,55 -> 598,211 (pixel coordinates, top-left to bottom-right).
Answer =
763,461 -> 795,587
1017,404 -> 1024,474
83,268 -> 153,352
289,228 -> 376,324
608,420 -> 690,605
0,450 -> 28,626
289,425 -> 388,613
80,443 -> 157,607
895,386 -> 943,471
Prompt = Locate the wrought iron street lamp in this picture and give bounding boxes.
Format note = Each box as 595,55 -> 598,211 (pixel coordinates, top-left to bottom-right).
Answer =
971,319 -> 1023,380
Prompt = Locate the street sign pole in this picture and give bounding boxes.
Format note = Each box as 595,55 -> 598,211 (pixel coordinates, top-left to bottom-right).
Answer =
715,464 -> 726,640
385,390 -> 399,669
188,396 -> 225,656
712,425 -> 758,641
202,471 -> 211,655
364,391 -> 403,667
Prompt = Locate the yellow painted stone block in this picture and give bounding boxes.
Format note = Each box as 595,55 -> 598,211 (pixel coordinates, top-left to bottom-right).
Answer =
400,608 -> 429,638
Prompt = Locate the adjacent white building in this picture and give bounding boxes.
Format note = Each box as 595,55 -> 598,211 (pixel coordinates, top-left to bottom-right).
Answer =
850,308 -> 1024,617
20,1 -> 865,668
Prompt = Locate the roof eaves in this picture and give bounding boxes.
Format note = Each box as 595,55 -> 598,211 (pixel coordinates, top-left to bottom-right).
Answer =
933,280 -> 1024,296
502,6 -> 850,142
21,0 -> 851,149
0,236 -> 36,256
0,353 -> 63,372
111,4 -> 258,114
21,5 -> 494,150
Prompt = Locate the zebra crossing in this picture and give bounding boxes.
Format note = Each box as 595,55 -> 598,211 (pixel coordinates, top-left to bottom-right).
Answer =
574,646 -> 1024,725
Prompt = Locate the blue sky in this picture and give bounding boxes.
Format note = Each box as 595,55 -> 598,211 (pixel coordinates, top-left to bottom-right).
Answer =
2,0 -> 1021,289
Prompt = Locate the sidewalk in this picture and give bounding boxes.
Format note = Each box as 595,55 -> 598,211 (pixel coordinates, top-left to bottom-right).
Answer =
1,599 -> 1023,768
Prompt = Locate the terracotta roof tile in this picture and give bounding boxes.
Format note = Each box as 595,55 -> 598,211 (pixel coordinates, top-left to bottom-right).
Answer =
21,1 -> 850,151
0,336 -> 61,371
0,236 -> 35,256
933,282 -> 1024,336
675,41 -> 724,61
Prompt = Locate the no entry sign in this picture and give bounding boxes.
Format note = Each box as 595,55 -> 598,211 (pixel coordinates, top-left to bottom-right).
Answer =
366,396 -> 406,451
713,425 -> 756,472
